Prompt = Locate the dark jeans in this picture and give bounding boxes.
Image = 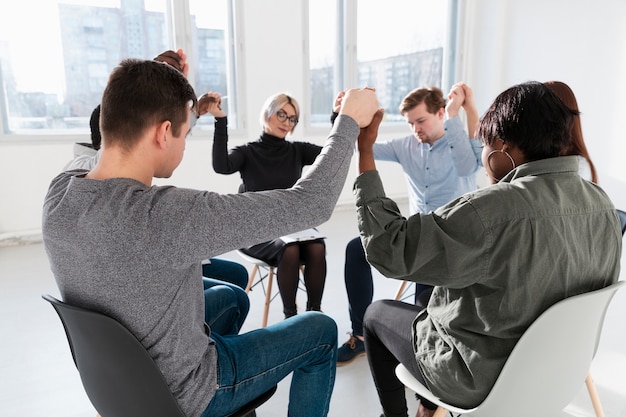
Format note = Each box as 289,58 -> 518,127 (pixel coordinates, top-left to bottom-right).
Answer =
363,299 -> 436,417
202,278 -> 250,335
202,257 -> 249,289
345,236 -> 432,336
202,312 -> 337,417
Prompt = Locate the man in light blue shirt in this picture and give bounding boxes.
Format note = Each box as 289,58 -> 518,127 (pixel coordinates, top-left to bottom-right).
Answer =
337,83 -> 483,365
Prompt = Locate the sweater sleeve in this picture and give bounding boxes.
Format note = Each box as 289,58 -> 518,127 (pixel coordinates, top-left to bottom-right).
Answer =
212,116 -> 245,174
173,114 -> 361,260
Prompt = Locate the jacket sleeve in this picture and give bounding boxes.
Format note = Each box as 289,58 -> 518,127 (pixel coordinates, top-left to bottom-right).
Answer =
353,169 -> 487,288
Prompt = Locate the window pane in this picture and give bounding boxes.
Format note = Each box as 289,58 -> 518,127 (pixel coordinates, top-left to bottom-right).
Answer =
0,0 -> 168,135
189,0 -> 236,129
358,0 -> 447,122
309,0 -> 337,125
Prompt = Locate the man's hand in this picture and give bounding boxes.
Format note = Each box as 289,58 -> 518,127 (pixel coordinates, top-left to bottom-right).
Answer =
333,90 -> 346,113
339,88 -> 379,128
154,49 -> 189,77
445,82 -> 466,118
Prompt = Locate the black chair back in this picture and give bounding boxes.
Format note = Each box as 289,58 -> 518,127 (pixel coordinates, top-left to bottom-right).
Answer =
43,294 -> 276,417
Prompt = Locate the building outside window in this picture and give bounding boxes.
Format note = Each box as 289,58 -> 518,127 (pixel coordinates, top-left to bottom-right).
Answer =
0,0 -> 233,136
0,0 -> 452,136
309,0 -> 450,126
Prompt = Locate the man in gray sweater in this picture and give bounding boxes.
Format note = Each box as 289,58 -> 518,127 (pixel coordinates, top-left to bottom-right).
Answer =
42,57 -> 380,417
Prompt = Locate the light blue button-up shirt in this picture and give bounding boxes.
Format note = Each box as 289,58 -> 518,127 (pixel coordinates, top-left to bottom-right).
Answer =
373,116 -> 483,215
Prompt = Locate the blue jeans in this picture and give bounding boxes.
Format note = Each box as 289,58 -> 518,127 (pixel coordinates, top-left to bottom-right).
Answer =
203,277 -> 250,335
202,257 -> 249,289
201,312 -> 337,417
345,236 -> 432,337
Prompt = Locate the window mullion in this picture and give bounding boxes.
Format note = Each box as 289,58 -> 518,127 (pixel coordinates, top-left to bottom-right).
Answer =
168,0 -> 196,87
342,0 -> 358,88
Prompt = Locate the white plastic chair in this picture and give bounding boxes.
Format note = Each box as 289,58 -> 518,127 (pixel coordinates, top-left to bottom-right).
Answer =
237,250 -> 305,328
395,280 -> 625,417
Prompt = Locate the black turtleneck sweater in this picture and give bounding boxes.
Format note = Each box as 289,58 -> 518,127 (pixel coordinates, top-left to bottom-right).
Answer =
212,116 -> 322,192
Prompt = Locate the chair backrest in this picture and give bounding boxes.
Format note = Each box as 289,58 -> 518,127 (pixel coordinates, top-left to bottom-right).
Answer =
42,294 -> 188,417
471,281 -> 624,417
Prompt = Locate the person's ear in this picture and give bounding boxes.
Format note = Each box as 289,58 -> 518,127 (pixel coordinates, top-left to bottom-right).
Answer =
154,120 -> 171,149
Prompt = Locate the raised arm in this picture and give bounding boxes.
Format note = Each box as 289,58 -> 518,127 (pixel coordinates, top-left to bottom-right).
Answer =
206,92 -> 245,175
181,88 -> 381,259
357,110 -> 385,174
446,82 -> 483,174
461,83 -> 479,139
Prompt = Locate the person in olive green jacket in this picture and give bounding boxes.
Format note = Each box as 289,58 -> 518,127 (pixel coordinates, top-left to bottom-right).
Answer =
353,81 -> 621,417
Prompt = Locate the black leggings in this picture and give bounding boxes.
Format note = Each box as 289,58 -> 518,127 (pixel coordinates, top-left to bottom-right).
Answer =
277,241 -> 326,313
242,238 -> 327,314
363,299 -> 436,417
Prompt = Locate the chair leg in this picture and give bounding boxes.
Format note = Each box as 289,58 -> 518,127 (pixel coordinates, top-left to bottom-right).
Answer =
433,407 -> 449,417
245,265 -> 259,293
585,372 -> 605,417
394,280 -> 408,300
262,268 -> 274,328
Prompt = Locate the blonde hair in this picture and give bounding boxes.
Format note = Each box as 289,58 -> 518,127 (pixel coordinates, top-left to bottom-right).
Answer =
259,93 -> 300,134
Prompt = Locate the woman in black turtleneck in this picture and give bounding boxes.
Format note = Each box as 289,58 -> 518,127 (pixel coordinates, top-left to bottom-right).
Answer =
209,92 -> 326,319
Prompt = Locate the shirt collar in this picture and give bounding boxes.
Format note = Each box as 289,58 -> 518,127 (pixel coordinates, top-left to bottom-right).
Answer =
500,155 -> 579,183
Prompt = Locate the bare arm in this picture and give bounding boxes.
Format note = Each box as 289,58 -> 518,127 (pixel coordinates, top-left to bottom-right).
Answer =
462,84 -> 479,138
357,110 -> 385,174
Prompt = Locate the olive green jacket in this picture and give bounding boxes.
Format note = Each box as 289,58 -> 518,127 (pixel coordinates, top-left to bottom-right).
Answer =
354,156 -> 621,408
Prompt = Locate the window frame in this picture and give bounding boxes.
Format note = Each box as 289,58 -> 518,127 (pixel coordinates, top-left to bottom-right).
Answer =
302,0 -> 460,138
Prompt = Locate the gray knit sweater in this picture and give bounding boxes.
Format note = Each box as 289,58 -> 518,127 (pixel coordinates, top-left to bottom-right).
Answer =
42,115 -> 359,417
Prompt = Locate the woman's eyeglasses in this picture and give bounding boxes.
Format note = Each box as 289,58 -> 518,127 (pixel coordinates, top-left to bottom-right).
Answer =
276,110 -> 298,126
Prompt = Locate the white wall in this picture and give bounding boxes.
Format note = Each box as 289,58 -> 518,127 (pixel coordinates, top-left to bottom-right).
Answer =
459,0 -> 626,208
1,0 -> 625,239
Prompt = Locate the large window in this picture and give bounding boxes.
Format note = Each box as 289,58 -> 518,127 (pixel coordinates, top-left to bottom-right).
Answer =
0,0 -> 235,136
309,0 -> 450,126
189,0 -> 239,129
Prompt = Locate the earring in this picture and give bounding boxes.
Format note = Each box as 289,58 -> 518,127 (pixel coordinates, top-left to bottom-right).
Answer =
487,150 -> 516,181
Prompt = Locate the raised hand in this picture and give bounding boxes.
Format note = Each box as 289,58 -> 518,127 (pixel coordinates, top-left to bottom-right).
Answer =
198,92 -> 226,118
154,49 -> 189,77
339,87 -> 379,128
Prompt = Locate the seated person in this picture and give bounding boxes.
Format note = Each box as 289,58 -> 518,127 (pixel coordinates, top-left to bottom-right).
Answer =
42,56 -> 380,417
63,104 -> 102,170
331,83 -> 483,364
353,81 -> 621,417
210,92 -> 327,318
64,50 -> 251,333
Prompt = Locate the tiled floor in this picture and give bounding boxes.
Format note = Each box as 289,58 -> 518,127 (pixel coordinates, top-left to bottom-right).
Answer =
1,204 -> 625,417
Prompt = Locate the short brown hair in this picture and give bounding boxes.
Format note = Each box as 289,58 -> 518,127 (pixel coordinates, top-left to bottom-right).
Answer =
399,86 -> 445,115
100,59 -> 197,152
